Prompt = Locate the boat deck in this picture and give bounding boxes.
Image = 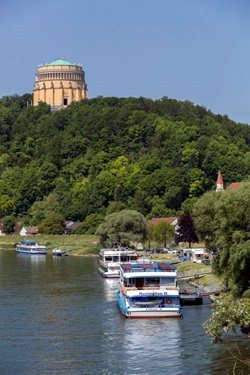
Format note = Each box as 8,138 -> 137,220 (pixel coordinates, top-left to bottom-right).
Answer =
121,262 -> 176,273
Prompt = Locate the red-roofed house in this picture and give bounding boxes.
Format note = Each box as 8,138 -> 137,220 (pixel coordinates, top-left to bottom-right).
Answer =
65,221 -> 82,234
149,217 -> 178,233
20,226 -> 39,236
226,182 -> 244,191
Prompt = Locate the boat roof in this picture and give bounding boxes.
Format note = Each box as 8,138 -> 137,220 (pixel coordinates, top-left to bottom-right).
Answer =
120,262 -> 176,273
19,239 -> 38,245
99,248 -> 137,255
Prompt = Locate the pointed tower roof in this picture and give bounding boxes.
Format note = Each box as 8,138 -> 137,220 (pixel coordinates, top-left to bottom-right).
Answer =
217,171 -> 223,185
216,171 -> 224,192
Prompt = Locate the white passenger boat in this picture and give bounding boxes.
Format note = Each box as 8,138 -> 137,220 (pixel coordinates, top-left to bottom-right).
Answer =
98,247 -> 138,278
117,262 -> 182,318
16,239 -> 47,255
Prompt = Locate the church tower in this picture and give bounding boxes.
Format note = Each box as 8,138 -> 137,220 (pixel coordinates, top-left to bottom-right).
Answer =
216,171 -> 224,192
33,57 -> 88,111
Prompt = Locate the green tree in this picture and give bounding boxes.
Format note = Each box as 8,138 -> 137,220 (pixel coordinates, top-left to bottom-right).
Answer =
153,220 -> 175,248
193,184 -> 250,296
0,195 -> 16,216
96,209 -> 148,246
75,213 -> 104,234
203,294 -> 250,343
176,210 -> 198,248
147,222 -> 155,249
29,193 -> 61,225
39,213 -> 65,234
3,215 -> 15,234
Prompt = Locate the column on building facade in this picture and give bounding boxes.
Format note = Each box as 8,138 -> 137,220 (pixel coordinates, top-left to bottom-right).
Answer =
69,82 -> 73,103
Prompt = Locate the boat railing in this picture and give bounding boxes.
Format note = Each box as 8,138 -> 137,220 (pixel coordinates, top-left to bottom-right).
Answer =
124,286 -> 179,291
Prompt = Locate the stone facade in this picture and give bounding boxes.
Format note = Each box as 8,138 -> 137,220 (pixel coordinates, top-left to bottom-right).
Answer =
33,57 -> 88,111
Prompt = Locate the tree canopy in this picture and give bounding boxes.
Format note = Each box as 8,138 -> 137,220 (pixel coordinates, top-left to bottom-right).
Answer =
152,220 -> 175,248
95,209 -> 148,246
38,213 -> 65,234
1,94 -> 250,226
176,210 -> 198,248
193,183 -> 250,296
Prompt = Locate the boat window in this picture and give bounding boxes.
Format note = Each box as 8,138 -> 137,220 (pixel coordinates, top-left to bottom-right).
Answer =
161,277 -> 175,286
105,256 -> 113,261
144,278 -> 160,287
125,278 -> 134,287
112,256 -> 119,262
129,256 -> 137,261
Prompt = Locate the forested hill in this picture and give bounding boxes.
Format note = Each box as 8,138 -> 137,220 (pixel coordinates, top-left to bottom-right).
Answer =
1,93 -> 250,225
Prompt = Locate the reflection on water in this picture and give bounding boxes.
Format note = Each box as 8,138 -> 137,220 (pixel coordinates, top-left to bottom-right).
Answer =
0,251 -> 249,375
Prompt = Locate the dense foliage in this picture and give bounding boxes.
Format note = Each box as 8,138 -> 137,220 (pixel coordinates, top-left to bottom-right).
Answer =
176,210 -> 198,247
152,220 -> 175,248
1,94 -> 250,227
96,209 -> 148,246
203,294 -> 250,342
193,184 -> 250,296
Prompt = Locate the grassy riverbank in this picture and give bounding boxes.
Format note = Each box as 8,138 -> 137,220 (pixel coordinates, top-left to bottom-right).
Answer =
0,234 -> 98,255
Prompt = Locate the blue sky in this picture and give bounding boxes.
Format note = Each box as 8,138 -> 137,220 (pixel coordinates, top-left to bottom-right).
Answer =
1,0 -> 250,124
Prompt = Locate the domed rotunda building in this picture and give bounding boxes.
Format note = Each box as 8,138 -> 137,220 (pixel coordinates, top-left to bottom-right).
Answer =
33,57 -> 88,111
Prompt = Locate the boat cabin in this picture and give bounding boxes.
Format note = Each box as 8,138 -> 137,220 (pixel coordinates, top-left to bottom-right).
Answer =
120,262 -> 178,289
99,249 -> 138,264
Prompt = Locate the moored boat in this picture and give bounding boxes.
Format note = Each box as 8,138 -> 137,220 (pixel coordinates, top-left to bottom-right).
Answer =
179,289 -> 203,306
52,249 -> 68,256
16,239 -> 47,255
117,262 -> 182,318
98,247 -> 138,278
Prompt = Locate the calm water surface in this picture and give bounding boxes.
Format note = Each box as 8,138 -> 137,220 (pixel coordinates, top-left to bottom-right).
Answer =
0,250 -> 249,375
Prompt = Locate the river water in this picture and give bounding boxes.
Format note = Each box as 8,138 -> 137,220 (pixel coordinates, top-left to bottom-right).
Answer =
0,250 -> 249,375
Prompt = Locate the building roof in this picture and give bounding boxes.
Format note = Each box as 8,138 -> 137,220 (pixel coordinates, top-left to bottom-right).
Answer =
226,182 -> 243,191
47,58 -> 75,66
216,171 -> 223,184
67,221 -> 82,230
149,217 -> 177,225
25,226 -> 39,234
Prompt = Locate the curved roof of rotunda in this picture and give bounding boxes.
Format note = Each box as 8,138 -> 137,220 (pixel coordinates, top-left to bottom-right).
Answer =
48,58 -> 75,66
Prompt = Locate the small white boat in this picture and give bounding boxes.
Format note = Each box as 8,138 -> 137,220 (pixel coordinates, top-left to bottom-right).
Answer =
16,239 -> 47,255
52,249 -> 68,256
98,246 -> 138,278
117,262 -> 182,318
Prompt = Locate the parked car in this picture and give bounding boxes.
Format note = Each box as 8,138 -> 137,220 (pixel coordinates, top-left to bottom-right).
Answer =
167,249 -> 177,254
154,248 -> 164,254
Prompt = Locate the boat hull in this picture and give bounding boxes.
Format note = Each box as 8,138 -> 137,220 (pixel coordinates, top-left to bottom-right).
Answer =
180,296 -> 203,306
117,291 -> 182,319
53,250 -> 68,256
98,267 -> 120,278
16,250 -> 47,255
